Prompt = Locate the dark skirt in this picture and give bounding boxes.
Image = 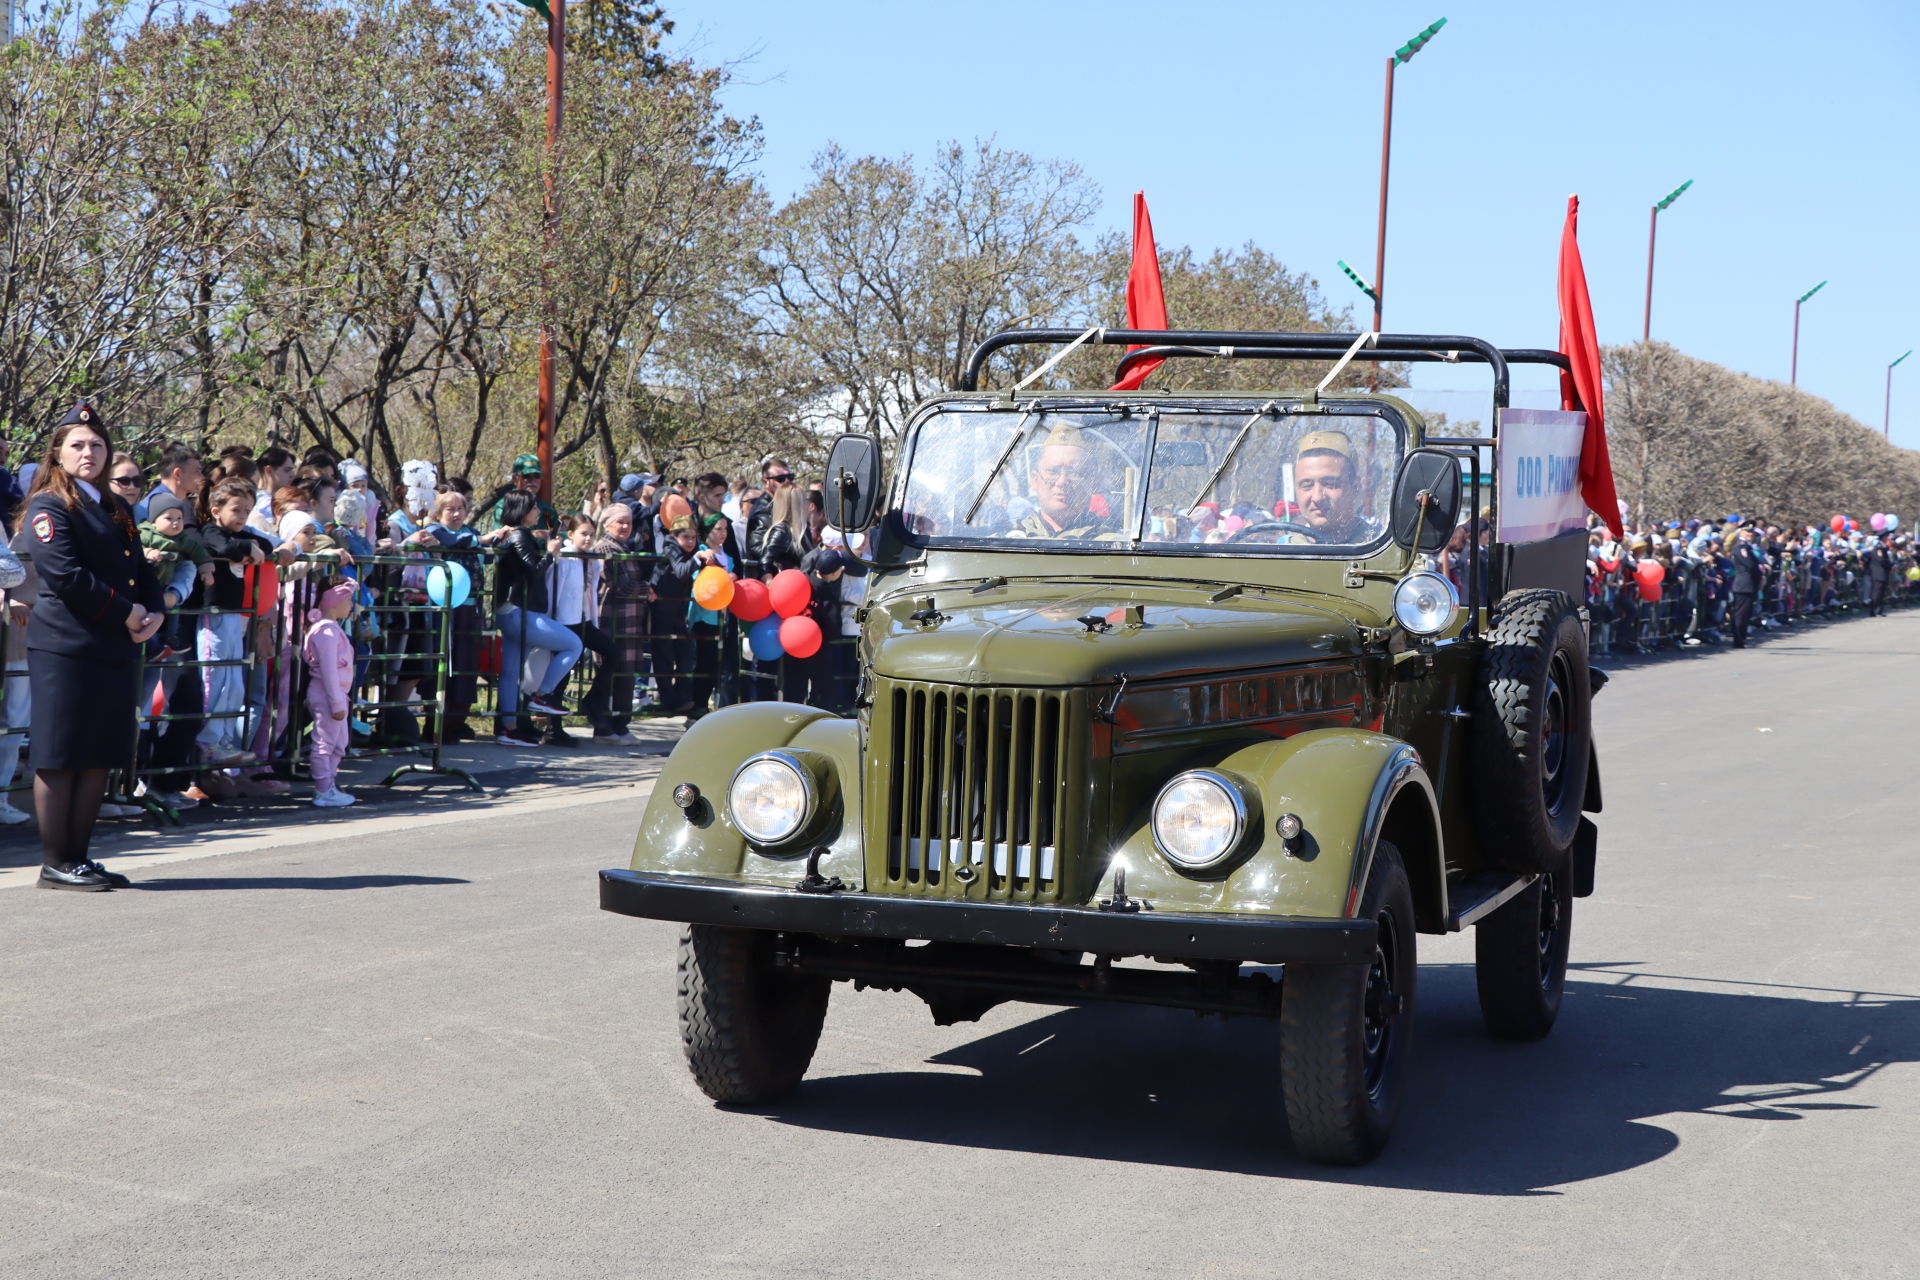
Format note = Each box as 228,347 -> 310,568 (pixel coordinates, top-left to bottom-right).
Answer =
28,648 -> 139,771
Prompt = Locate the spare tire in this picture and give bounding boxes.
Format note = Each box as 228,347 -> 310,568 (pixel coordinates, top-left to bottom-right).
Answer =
1471,589 -> 1592,873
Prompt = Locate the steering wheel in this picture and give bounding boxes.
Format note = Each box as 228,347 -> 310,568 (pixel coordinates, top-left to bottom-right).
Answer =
1224,515 -> 1326,544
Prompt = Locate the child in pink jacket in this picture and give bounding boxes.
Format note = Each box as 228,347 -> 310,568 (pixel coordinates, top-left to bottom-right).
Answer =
303,581 -> 357,808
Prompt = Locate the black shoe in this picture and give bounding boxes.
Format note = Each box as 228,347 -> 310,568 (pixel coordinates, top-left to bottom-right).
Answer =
39,862 -> 115,891
538,725 -> 579,748
83,860 -> 131,888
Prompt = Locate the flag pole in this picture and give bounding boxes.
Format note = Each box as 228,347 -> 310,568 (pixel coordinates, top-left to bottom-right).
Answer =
536,0 -> 565,504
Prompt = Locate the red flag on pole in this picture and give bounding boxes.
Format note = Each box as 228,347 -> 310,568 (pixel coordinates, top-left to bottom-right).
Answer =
1557,195 -> 1622,539
1110,192 -> 1169,391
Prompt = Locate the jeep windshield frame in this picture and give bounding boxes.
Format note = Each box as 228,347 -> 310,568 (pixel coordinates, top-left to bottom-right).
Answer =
892,396 -> 1409,560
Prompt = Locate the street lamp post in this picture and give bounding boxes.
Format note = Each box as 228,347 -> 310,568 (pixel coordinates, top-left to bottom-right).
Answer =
1790,280 -> 1825,387
1369,17 -> 1445,389
1642,179 -> 1691,343
1889,350 -> 1913,439
511,0 -> 564,503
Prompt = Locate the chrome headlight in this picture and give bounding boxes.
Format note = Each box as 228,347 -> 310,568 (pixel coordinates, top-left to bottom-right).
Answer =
1151,770 -> 1249,869
1393,570 -> 1460,637
727,752 -> 813,846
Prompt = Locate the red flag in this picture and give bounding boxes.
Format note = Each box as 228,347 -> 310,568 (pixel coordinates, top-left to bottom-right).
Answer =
1557,194 -> 1623,539
1109,192 -> 1168,391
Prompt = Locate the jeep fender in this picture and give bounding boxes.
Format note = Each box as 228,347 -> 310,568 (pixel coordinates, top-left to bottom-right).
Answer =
630,703 -> 864,886
1101,729 -> 1446,929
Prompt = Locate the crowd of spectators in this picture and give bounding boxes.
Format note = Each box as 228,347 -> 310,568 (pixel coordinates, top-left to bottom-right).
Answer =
0,442 -> 868,826
1576,511 -> 1918,653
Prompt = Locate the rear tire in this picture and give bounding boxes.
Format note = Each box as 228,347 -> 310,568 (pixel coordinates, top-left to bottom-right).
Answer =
1474,866 -> 1572,1041
1472,590 -> 1593,873
677,925 -> 829,1105
1280,840 -> 1416,1166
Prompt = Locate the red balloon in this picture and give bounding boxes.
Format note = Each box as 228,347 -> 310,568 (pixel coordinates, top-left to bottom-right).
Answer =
768,568 -> 812,619
728,577 -> 771,622
1831,514 -> 1847,532
1638,580 -> 1662,603
779,614 -> 823,659
1634,559 -> 1664,587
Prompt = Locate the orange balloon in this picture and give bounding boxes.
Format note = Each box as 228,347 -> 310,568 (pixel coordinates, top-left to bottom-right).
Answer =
657,493 -> 693,533
692,565 -> 735,611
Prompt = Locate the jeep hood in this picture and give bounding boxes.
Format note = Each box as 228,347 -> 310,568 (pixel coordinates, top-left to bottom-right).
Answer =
866,580 -> 1364,687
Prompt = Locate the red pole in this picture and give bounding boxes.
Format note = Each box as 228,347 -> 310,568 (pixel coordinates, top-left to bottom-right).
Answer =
536,0 -> 564,505
1368,55 -> 1394,392
1642,205 -> 1658,343
1790,298 -> 1801,386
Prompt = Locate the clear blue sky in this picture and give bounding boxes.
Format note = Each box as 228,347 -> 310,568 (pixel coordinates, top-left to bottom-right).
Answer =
666,0 -> 1920,444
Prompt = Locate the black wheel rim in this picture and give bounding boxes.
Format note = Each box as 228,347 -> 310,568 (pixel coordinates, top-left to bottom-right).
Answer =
1540,653 -> 1572,816
1361,909 -> 1401,1099
1534,874 -> 1562,993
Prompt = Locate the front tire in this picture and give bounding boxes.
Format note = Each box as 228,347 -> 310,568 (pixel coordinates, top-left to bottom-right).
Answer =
677,925 -> 829,1105
1474,866 -> 1572,1041
1280,840 -> 1416,1166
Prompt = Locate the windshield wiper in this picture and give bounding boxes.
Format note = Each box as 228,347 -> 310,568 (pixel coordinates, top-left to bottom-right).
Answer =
962,405 -> 1037,525
1181,400 -> 1277,515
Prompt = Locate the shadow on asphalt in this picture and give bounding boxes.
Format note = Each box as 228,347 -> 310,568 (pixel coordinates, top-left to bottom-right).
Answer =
130,874 -> 469,891
757,963 -> 1918,1195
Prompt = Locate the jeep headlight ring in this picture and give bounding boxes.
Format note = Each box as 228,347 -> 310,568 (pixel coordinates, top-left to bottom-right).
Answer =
1151,770 -> 1250,870
1393,570 -> 1460,637
727,751 -> 814,847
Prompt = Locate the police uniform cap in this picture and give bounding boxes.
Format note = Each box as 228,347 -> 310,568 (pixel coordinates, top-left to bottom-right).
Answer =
58,402 -> 100,429
1296,429 -> 1356,466
512,453 -> 544,477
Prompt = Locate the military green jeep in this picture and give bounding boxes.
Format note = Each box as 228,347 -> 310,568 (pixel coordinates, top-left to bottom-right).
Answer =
601,329 -> 1603,1165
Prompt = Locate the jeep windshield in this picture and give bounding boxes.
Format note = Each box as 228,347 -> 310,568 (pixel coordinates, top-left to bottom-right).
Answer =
896,400 -> 1405,554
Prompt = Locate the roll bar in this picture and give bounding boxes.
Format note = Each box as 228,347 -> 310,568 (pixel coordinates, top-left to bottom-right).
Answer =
956,329 -> 1581,415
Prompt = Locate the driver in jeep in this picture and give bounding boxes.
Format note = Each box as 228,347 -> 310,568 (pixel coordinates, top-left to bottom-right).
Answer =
1015,427 -> 1119,539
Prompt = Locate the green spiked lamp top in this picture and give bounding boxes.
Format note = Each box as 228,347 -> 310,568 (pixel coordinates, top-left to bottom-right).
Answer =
1655,179 -> 1693,211
1336,260 -> 1379,303
1395,18 -> 1448,64
1798,281 -> 1828,304
1894,350 -> 1914,369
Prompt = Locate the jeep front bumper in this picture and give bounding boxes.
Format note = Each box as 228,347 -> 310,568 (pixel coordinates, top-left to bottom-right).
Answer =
598,870 -> 1377,965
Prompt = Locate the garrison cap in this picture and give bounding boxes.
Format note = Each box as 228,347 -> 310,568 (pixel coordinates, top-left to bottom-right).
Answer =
1296,429 -> 1356,466
512,452 -> 544,477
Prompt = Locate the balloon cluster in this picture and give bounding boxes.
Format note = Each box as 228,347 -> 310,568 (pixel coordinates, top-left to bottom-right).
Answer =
693,566 -> 823,661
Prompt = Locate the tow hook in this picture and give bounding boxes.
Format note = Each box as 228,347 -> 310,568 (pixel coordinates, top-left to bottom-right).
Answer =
1100,865 -> 1143,914
796,847 -> 846,894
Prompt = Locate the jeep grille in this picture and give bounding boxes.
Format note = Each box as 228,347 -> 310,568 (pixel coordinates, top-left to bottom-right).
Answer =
870,680 -> 1086,902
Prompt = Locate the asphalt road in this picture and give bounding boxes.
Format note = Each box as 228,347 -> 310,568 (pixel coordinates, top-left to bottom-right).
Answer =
3,612 -> 1916,1279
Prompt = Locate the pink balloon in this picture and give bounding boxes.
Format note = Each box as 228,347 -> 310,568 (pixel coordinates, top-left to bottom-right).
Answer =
769,568 -> 812,619
778,614 -> 822,659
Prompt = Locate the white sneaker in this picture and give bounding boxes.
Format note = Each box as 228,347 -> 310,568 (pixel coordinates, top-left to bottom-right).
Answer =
311,788 -> 357,809
0,801 -> 31,825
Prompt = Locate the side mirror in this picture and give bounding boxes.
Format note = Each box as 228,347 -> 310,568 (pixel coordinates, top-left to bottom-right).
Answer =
1390,449 -> 1462,554
823,432 -> 883,532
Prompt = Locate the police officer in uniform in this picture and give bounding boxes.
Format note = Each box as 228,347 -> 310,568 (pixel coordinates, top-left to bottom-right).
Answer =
24,404 -> 165,889
1728,526 -> 1766,648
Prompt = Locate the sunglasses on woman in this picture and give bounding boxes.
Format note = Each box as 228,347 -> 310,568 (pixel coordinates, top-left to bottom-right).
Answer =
110,474 -> 145,487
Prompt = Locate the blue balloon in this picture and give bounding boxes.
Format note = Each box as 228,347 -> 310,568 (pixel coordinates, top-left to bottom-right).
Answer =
427,563 -> 472,609
1888,514 -> 1902,531
748,615 -> 785,661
